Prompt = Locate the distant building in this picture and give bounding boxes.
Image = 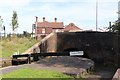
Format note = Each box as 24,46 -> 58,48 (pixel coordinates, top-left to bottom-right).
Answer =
34,17 -> 86,38
35,17 -> 64,38
64,23 -> 82,32
0,32 -> 7,37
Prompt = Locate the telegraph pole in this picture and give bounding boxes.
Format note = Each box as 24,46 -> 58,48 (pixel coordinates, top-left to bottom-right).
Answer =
96,0 -> 98,31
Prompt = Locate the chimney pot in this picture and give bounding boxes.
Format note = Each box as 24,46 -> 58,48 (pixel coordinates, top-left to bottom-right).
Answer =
55,18 -> 57,22
43,17 -> 45,22
36,16 -> 38,22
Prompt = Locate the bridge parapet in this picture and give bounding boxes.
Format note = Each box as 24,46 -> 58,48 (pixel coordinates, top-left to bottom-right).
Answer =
24,32 -> 57,54
56,32 -> 120,67
113,69 -> 120,80
24,32 -> 120,67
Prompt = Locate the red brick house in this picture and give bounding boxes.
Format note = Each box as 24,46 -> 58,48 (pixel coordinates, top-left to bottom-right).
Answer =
35,17 -> 64,38
64,23 -> 82,32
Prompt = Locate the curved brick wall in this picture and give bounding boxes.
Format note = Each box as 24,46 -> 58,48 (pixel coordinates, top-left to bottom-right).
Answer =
55,32 -> 120,66
24,32 -> 120,67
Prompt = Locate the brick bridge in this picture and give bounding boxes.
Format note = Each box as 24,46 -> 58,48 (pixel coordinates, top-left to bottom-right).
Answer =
25,32 -> 120,67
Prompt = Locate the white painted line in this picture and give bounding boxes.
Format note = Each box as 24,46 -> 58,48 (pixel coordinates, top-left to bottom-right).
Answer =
1,63 -> 35,70
1,66 -> 16,70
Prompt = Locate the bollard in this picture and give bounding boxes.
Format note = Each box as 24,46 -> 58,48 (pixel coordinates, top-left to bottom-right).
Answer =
33,55 -> 39,61
13,55 -> 17,59
27,54 -> 31,64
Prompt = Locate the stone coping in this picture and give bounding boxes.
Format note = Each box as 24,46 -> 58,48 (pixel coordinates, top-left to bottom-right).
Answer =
113,68 -> 120,80
24,33 -> 55,54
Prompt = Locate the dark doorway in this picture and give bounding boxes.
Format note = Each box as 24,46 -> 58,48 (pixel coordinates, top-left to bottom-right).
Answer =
41,35 -> 46,39
64,48 -> 80,52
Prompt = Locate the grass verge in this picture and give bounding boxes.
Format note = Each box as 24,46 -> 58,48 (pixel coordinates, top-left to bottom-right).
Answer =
1,37 -> 40,58
1,68 -> 73,78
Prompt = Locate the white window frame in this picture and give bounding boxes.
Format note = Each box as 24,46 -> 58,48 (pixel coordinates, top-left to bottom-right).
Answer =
42,28 -> 45,34
56,29 -> 59,32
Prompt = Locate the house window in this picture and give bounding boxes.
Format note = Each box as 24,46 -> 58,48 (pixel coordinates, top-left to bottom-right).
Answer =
42,28 -> 45,33
69,29 -> 75,32
56,29 -> 59,32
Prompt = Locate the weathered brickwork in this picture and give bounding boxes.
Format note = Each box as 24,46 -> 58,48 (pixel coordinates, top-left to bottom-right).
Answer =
35,17 -> 63,38
113,69 -> 120,80
24,33 -> 57,54
24,32 -> 120,67
56,32 -> 120,66
40,33 -> 57,52
0,58 -> 12,67
64,23 -> 82,32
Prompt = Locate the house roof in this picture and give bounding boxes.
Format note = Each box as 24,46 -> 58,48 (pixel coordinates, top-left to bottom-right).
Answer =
37,21 -> 63,29
64,23 -> 82,31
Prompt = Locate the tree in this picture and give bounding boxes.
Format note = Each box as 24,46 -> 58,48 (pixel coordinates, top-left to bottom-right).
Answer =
12,11 -> 19,34
23,31 -> 31,38
109,18 -> 120,34
0,16 -> 3,32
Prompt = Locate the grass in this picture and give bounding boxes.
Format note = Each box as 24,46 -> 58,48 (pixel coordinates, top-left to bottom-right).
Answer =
0,37 -> 40,58
1,68 -> 73,78
87,71 -> 94,75
77,70 -> 95,79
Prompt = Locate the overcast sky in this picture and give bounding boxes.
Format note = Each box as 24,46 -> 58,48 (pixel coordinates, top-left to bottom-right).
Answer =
0,0 -> 119,33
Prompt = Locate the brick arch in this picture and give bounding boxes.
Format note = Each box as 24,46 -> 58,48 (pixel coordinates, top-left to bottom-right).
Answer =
63,48 -> 80,52
63,48 -> 90,59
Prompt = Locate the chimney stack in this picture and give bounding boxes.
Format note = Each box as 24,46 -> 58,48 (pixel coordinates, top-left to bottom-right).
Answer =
36,16 -> 38,22
55,18 -> 57,22
43,17 -> 45,22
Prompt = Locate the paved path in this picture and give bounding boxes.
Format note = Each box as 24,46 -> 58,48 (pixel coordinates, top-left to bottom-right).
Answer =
1,56 -> 116,79
1,63 -> 85,75
1,56 -> 94,76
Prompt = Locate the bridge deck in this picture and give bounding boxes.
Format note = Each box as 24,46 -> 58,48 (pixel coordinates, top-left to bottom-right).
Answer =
2,56 -> 94,78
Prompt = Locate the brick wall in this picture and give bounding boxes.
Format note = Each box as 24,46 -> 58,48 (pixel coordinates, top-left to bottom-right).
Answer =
24,32 -> 120,66
46,27 -> 52,34
113,69 -> 120,80
24,33 -> 56,54
0,58 -> 12,67
37,27 -> 52,34
64,23 -> 82,32
118,35 -> 120,68
36,27 -> 42,34
56,32 -> 120,66
40,33 -> 57,52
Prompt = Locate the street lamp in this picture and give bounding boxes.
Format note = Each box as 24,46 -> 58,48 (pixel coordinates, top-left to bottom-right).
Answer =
96,0 -> 98,31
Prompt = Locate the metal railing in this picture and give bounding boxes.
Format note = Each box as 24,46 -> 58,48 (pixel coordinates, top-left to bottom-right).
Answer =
12,51 -> 84,64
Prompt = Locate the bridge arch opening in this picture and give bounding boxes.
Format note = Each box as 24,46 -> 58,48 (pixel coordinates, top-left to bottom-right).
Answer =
64,48 -> 80,52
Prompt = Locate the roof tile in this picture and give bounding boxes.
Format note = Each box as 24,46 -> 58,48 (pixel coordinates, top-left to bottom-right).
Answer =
37,21 -> 63,28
